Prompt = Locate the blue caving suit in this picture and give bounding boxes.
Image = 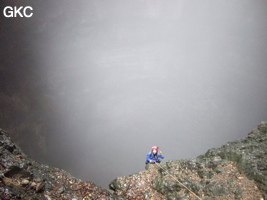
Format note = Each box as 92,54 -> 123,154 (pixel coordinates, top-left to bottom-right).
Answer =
146,151 -> 164,164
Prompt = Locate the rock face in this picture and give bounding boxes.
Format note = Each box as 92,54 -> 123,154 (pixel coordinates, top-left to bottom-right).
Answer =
0,128 -> 121,200
110,122 -> 267,200
1,122 -> 266,200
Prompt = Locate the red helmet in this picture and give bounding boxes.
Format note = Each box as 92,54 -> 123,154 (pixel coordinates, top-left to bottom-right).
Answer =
152,146 -> 159,151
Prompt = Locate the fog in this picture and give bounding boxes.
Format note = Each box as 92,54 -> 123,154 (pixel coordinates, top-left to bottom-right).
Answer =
1,0 -> 267,188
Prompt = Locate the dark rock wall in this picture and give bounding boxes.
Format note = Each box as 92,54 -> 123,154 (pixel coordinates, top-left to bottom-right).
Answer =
0,128 -> 120,199
200,121 -> 267,195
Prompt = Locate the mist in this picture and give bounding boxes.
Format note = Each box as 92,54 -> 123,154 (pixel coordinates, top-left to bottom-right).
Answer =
1,0 -> 267,188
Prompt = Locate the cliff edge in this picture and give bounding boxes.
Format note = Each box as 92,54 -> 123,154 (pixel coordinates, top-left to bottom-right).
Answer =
1,122 -> 266,200
0,128 -> 120,200
110,122 -> 267,199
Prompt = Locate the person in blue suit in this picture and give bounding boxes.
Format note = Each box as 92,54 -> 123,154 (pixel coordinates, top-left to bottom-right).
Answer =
145,146 -> 164,164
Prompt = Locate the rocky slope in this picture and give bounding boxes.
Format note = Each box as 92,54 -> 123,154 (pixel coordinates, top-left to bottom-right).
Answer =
0,128 -> 121,200
110,122 -> 267,200
1,122 -> 266,200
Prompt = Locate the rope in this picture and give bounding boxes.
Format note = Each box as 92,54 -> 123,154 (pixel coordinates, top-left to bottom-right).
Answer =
155,163 -> 202,200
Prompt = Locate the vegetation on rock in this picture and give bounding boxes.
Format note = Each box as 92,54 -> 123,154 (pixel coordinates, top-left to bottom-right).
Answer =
110,122 -> 266,199
0,128 -> 120,200
1,121 -> 266,199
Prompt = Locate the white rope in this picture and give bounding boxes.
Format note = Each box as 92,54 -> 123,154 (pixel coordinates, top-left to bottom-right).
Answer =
155,163 -> 202,200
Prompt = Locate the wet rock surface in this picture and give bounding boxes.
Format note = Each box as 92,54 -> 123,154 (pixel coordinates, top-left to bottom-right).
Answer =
0,128 -> 122,200
110,122 -> 267,199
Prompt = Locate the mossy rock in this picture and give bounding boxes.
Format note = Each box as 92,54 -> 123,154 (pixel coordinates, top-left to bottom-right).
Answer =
204,180 -> 230,196
109,178 -> 123,191
198,170 -> 214,179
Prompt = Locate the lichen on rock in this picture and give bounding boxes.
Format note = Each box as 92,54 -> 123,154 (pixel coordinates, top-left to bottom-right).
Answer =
1,122 -> 267,199
110,122 -> 267,199
0,128 -> 121,200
